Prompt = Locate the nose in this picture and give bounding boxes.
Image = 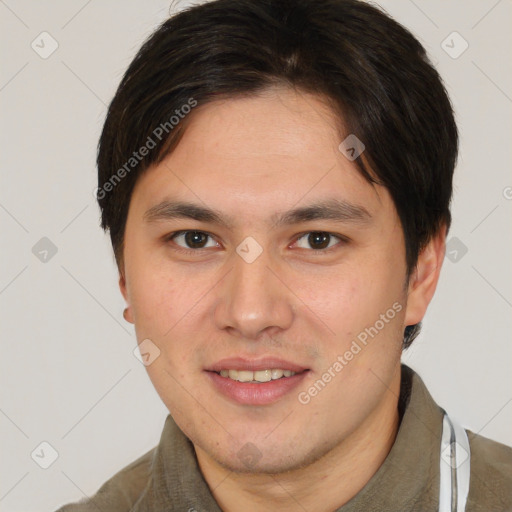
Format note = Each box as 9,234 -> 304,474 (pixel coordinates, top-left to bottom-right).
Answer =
213,246 -> 295,340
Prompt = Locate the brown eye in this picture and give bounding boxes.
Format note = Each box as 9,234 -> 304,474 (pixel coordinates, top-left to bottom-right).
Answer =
184,231 -> 208,248
295,232 -> 341,251
308,232 -> 331,249
171,231 -> 218,250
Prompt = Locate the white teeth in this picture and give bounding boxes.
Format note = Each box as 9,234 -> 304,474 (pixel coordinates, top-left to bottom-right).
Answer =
219,368 -> 297,382
253,370 -> 272,382
237,370 -> 254,382
271,369 -> 284,379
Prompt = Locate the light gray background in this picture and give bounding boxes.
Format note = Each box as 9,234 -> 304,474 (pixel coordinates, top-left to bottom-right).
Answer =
1,0 -> 511,510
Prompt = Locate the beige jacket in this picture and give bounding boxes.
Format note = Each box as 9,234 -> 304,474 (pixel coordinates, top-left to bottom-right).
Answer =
56,365 -> 512,511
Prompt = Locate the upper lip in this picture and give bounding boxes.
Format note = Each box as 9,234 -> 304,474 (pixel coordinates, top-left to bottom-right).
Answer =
206,357 -> 309,373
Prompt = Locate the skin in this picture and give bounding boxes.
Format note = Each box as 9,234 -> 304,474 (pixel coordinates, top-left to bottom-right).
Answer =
119,86 -> 446,511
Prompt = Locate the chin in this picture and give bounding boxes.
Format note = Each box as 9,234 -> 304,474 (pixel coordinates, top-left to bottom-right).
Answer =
210,449 -> 308,475
196,431 -> 334,476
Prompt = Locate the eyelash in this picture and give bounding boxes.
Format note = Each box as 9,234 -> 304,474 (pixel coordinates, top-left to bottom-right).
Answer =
164,230 -> 349,256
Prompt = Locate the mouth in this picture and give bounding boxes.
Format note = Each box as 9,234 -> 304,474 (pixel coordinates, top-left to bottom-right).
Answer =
205,357 -> 310,405
214,368 -> 300,383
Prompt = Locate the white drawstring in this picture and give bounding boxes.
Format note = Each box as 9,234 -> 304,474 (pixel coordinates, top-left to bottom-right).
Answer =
439,413 -> 471,512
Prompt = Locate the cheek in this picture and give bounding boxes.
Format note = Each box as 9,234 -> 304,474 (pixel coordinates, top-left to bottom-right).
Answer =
297,269 -> 372,327
127,243 -> 186,323
302,259 -> 405,344
131,271 -> 175,330
128,261 -> 205,363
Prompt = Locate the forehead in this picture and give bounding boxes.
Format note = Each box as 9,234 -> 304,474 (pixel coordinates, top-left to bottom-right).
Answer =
173,87 -> 344,163
130,87 -> 393,224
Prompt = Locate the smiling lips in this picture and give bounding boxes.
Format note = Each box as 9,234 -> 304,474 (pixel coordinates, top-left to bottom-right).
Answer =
205,357 -> 310,405
219,368 -> 296,382
207,357 -> 308,381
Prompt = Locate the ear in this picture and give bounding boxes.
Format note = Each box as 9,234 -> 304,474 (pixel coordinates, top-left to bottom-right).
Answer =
404,224 -> 447,327
119,266 -> 134,324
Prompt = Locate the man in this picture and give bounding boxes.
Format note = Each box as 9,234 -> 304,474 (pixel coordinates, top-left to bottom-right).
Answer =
57,0 -> 512,510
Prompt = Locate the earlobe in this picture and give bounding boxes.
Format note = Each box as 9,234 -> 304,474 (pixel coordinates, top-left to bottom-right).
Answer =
123,307 -> 134,323
403,225 -> 447,327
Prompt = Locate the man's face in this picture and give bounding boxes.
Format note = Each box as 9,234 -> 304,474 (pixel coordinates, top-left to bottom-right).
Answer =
121,87 -> 410,473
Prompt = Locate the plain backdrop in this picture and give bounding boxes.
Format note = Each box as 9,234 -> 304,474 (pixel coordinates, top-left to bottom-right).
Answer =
1,0 -> 511,510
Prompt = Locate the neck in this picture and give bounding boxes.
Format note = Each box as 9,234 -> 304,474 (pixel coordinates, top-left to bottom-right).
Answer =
195,366 -> 402,512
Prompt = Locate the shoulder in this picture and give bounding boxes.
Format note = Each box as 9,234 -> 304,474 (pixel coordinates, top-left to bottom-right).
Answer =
466,430 -> 512,511
55,447 -> 155,511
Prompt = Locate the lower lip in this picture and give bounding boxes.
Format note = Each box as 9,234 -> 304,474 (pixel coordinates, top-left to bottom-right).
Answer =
205,370 -> 309,405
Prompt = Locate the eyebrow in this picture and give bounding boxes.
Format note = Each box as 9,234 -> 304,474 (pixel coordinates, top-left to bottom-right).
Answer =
144,200 -> 231,227
143,198 -> 372,229
271,198 -> 372,228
